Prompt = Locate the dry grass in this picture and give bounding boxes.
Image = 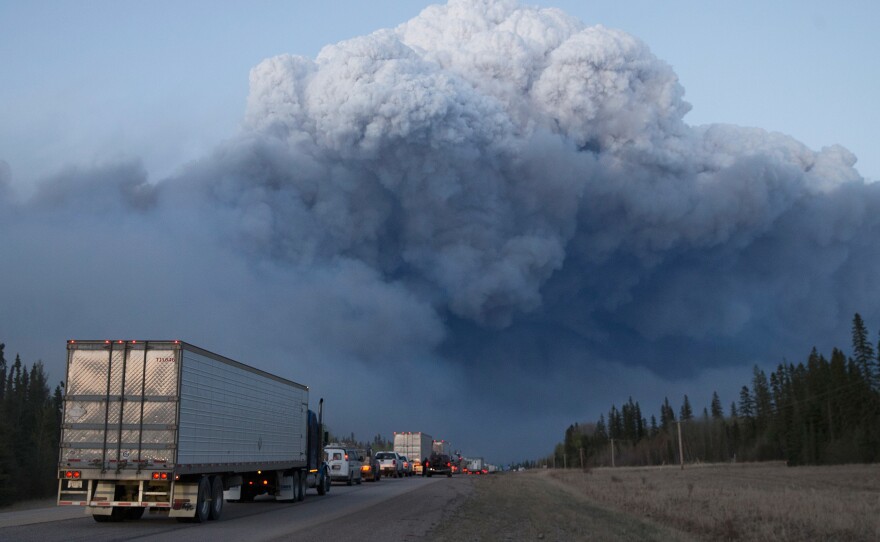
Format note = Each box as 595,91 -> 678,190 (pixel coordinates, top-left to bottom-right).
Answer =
549,462 -> 880,541
429,471 -> 693,542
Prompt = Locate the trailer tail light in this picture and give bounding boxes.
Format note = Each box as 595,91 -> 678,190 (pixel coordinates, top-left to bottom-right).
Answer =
447,462 -> 451,467
151,472 -> 169,480
64,470 -> 81,479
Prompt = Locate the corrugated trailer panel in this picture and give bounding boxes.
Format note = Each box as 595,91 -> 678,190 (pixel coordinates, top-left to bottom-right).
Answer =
177,346 -> 307,469
60,342 -> 179,470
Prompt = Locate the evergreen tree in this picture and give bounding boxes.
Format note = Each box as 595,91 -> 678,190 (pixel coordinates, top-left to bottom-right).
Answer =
660,397 -> 675,432
851,313 -> 876,387
0,343 -> 6,402
679,394 -> 693,421
595,414 -> 608,441
710,391 -> 723,419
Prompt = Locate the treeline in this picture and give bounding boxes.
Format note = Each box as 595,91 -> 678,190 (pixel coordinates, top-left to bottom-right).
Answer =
326,431 -> 394,453
0,344 -> 64,505
555,313 -> 880,468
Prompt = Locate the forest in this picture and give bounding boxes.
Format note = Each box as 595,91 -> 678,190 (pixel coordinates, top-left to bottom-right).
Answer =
0,346 -> 63,505
554,314 -> 880,468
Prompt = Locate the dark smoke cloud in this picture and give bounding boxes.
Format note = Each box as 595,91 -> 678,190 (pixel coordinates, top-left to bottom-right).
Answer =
1,0 -> 877,462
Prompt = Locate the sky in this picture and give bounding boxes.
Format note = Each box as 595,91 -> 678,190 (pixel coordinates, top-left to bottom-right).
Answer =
1,0 -> 879,465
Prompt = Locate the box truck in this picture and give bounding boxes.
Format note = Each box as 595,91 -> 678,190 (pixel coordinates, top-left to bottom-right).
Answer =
57,340 -> 330,523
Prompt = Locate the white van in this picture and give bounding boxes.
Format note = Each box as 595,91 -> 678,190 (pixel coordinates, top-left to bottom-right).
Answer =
324,446 -> 363,486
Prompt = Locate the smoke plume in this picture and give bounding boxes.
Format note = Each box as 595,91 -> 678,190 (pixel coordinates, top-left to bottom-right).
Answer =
2,0 -> 878,461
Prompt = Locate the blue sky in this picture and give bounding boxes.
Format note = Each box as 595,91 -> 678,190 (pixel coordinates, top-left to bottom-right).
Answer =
1,1 -> 878,464
1,0 -> 877,190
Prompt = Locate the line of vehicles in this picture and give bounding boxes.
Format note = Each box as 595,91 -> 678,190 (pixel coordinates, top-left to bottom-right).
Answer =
55,340 -> 495,525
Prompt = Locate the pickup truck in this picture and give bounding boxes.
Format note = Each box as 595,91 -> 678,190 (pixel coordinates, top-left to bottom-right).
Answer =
375,451 -> 404,478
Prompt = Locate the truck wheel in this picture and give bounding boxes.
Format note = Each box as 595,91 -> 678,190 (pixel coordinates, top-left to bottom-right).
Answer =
317,470 -> 327,496
292,471 -> 302,501
125,507 -> 145,520
209,476 -> 224,520
298,471 -> 307,501
194,477 -> 211,523
92,508 -> 125,523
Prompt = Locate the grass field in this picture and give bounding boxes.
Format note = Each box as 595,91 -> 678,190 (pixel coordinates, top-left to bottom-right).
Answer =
430,462 -> 879,541
549,462 -> 880,541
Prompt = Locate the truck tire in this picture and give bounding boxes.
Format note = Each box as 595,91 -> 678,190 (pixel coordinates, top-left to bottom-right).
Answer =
209,476 -> 224,520
92,507 -> 125,523
292,471 -> 301,501
194,476 -> 211,523
317,470 -> 327,495
125,507 -> 146,520
298,471 -> 307,501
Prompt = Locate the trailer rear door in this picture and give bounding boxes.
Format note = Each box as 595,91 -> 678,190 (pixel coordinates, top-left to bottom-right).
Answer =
60,341 -> 180,473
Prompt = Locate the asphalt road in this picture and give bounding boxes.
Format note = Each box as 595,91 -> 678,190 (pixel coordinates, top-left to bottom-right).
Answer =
0,475 -> 472,542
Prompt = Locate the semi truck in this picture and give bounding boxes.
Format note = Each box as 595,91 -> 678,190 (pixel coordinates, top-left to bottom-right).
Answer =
466,457 -> 486,474
57,340 -> 330,523
393,432 -> 433,475
432,439 -> 451,456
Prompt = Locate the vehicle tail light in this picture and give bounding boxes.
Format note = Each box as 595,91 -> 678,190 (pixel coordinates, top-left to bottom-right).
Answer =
151,472 -> 169,480
64,470 -> 81,479
361,465 -> 370,472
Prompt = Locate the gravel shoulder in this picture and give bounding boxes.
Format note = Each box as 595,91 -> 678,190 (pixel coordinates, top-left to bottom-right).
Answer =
427,470 -> 695,542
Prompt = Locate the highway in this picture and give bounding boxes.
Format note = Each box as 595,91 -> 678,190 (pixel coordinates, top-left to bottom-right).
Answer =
0,475 -> 472,542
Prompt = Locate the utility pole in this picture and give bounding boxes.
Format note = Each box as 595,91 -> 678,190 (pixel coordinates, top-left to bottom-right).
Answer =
563,453 -> 567,469
675,420 -> 684,470
579,447 -> 585,471
610,438 -> 615,468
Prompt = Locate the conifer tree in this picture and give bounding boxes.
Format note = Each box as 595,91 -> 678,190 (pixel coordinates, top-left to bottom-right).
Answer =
679,395 -> 693,421
710,391 -> 723,419
0,343 -> 6,402
851,313 -> 876,388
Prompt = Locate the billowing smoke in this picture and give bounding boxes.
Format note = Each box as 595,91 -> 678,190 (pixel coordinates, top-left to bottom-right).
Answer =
2,0 -> 878,462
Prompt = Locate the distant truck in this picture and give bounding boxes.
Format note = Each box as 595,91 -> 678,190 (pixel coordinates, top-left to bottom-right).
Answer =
466,457 -> 486,474
57,340 -> 330,523
425,453 -> 453,477
432,439 -> 451,456
393,432 -> 433,475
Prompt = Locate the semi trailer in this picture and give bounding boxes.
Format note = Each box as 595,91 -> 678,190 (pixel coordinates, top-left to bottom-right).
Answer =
57,340 -> 330,523
393,432 -> 433,475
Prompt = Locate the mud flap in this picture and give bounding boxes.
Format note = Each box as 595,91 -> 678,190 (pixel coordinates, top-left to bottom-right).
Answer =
168,482 -> 198,519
